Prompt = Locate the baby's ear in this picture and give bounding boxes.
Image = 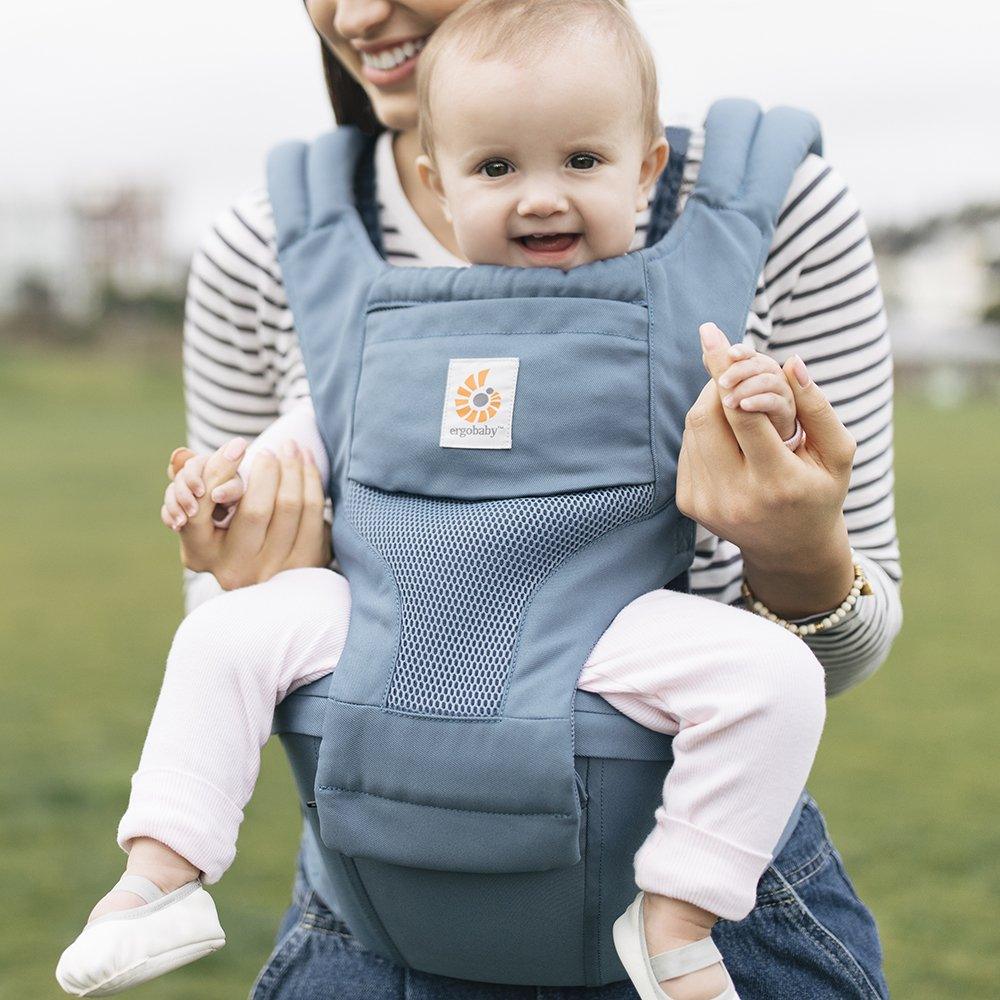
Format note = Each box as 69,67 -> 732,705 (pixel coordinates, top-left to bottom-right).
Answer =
416,154 -> 452,222
636,137 -> 669,211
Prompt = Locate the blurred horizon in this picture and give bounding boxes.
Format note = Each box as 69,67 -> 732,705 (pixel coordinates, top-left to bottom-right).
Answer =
3,0 -> 1000,257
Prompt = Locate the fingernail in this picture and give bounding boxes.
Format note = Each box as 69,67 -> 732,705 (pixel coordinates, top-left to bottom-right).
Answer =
718,373 -> 734,388
223,437 -> 247,461
723,394 -> 736,408
192,483 -> 205,498
698,325 -> 714,351
173,517 -> 186,530
791,355 -> 811,387
211,487 -> 225,503
282,440 -> 299,459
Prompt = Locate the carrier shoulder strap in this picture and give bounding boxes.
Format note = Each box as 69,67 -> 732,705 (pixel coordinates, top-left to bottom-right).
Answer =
266,128 -> 388,501
644,98 -> 822,510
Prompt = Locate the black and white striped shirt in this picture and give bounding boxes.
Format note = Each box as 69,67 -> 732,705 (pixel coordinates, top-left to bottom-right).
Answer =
183,129 -> 902,696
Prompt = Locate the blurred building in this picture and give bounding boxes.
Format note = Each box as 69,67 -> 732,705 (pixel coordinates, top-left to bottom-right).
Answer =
874,205 -> 1000,367
0,186 -> 182,322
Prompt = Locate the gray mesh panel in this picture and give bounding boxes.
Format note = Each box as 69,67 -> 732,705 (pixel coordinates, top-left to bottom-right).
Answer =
347,481 -> 655,718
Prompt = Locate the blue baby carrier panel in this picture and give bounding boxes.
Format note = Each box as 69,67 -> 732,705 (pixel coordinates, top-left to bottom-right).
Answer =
268,98 -> 821,985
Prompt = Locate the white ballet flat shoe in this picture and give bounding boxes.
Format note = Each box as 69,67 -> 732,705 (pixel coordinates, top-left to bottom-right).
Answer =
56,874 -> 225,997
612,891 -> 740,1000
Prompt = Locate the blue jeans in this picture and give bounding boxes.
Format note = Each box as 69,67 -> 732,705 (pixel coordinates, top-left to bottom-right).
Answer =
249,796 -> 888,999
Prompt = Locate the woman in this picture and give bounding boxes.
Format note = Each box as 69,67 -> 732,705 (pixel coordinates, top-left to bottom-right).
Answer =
171,1 -> 902,996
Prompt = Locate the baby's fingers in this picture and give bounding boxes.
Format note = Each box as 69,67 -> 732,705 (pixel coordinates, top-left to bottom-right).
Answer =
178,455 -> 208,501
163,482 -> 191,531
717,353 -> 781,390
736,392 -> 789,415
721,372 -> 790,410
209,476 -> 245,506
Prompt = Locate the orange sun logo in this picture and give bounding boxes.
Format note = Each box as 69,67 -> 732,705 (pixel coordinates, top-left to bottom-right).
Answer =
454,368 -> 502,423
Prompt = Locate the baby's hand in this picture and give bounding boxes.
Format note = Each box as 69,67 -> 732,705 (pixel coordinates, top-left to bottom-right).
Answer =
716,343 -> 799,444
161,440 -> 247,532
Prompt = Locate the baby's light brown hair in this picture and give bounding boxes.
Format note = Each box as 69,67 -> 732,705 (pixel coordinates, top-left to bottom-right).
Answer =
417,0 -> 662,160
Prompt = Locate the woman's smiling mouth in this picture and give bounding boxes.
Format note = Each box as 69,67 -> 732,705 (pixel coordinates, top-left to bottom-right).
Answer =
358,35 -> 430,85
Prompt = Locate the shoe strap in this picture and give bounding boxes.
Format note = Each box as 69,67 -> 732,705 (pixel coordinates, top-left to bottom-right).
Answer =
113,874 -> 166,905
649,936 -> 724,981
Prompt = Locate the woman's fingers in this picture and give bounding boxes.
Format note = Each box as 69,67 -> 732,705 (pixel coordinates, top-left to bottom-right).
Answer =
225,449 -> 280,561
784,356 -> 856,476
287,449 -> 330,569
259,443 -> 306,566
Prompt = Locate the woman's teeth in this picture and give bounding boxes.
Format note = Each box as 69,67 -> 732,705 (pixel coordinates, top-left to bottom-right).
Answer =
361,37 -> 428,71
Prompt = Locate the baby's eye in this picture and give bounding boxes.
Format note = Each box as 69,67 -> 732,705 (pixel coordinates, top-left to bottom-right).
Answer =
480,160 -> 512,178
568,154 -> 599,170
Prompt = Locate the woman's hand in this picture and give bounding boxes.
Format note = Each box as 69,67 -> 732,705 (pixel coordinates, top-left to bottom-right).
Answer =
677,322 -> 857,619
165,439 -> 330,590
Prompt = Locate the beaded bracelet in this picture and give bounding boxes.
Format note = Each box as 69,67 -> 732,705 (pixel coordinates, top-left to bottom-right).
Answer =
741,556 -> 874,637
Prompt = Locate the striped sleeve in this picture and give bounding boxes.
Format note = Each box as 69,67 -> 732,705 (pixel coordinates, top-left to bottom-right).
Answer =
182,189 -> 308,455
181,189 -> 310,611
689,153 -> 902,696
763,157 -> 901,694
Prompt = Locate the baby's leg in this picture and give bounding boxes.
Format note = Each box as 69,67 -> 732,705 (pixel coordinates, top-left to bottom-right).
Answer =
116,566 -> 351,887
578,588 -> 825,999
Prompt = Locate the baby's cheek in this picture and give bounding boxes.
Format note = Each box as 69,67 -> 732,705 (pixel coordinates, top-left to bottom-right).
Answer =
584,197 -> 639,261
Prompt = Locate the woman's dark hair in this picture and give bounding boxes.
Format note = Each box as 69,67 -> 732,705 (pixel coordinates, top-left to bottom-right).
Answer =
321,42 -> 384,135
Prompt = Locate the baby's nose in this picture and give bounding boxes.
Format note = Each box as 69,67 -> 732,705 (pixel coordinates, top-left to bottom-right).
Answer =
516,187 -> 570,219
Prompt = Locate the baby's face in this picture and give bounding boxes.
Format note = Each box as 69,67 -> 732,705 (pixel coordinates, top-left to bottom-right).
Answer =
418,37 -> 666,270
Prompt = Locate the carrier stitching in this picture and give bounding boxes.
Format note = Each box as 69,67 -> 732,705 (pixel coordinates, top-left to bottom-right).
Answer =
324,696 -> 573,723
597,760 -> 605,982
367,299 -> 649,311
640,249 -> 660,501
316,784 -> 577,819
361,328 -> 649,344
735,109 -> 765,204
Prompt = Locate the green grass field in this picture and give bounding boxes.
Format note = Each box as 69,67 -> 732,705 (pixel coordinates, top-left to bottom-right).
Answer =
1,348 -> 997,998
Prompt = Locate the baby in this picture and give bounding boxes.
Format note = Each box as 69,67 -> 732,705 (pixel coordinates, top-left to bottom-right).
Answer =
57,2 -> 824,999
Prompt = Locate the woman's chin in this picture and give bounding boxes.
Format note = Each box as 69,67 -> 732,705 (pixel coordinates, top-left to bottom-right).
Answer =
367,91 -> 418,132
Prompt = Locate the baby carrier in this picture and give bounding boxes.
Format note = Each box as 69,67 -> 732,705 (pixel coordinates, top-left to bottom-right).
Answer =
269,98 -> 822,987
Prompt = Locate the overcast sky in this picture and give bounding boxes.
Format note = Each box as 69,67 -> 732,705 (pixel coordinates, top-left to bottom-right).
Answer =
3,0 -> 998,254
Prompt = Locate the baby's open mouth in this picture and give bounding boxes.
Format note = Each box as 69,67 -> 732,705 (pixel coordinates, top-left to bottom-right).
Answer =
517,233 -> 581,255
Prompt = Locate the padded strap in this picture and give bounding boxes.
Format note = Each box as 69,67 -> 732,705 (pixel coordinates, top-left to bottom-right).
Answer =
692,98 -> 822,236
113,874 -> 165,905
267,127 -> 373,253
649,936 -> 724,981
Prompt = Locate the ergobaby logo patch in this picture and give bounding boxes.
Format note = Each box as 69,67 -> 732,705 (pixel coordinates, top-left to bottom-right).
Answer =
439,357 -> 519,449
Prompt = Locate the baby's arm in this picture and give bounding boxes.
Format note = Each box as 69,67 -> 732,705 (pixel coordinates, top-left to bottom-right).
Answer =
716,342 -> 802,448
